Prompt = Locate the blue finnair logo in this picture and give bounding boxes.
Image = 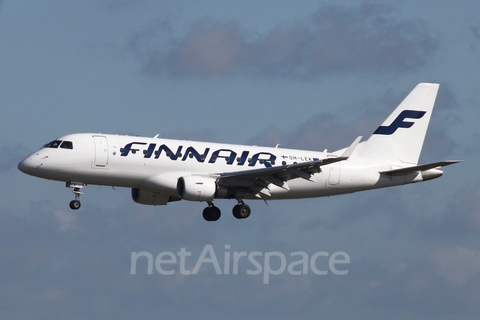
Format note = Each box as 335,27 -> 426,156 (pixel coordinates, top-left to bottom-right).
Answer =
119,142 -> 277,168
373,110 -> 426,135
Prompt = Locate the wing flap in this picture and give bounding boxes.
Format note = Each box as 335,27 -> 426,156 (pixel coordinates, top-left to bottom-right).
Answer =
258,175 -> 290,190
289,168 -> 317,182
251,184 -> 272,198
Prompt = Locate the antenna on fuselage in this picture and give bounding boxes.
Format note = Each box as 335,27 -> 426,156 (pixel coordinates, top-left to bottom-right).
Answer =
154,134 -> 160,138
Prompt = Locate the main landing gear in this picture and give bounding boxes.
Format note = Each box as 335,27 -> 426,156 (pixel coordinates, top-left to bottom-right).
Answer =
67,182 -> 84,210
232,201 -> 251,219
203,202 -> 221,221
202,200 -> 251,221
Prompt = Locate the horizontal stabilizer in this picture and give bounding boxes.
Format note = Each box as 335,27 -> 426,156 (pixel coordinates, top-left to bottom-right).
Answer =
379,160 -> 461,176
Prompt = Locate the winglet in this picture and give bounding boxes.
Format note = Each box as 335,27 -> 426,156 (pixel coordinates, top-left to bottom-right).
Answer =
322,136 -> 362,165
340,136 -> 362,159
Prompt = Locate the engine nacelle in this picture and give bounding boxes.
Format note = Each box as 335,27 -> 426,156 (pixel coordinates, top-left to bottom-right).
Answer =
176,175 -> 217,201
131,188 -> 171,205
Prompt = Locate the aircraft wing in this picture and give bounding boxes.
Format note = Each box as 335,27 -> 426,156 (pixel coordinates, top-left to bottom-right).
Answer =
215,136 -> 362,198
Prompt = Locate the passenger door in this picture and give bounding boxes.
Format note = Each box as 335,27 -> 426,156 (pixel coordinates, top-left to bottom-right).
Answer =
93,135 -> 109,167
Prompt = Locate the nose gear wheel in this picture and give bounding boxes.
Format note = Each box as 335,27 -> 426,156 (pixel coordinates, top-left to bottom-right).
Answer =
67,182 -> 84,210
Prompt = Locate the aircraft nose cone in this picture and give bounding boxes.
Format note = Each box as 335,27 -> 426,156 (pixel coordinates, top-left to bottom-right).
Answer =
18,156 -> 40,175
18,157 -> 32,174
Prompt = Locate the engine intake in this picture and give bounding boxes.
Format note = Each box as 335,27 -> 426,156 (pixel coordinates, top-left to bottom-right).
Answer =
177,175 -> 217,201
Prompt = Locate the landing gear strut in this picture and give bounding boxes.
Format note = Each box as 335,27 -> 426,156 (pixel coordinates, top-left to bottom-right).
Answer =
232,201 -> 251,219
203,202 -> 221,221
67,182 -> 84,210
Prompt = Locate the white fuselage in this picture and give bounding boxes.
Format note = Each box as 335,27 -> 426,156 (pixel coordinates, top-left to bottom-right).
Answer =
18,133 -> 426,200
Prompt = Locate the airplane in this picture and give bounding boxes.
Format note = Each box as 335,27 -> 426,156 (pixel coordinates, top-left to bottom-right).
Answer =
18,83 -> 460,221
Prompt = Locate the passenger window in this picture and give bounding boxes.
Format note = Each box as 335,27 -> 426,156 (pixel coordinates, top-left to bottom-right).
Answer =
60,141 -> 73,149
43,140 -> 62,148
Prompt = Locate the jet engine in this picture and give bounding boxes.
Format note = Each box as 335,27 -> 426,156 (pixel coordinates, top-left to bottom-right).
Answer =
176,175 -> 217,201
131,188 -> 171,205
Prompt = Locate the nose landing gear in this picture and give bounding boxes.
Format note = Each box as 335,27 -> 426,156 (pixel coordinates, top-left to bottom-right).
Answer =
67,182 -> 84,210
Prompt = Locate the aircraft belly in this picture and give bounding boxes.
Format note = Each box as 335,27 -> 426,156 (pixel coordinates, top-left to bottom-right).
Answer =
265,165 -> 380,199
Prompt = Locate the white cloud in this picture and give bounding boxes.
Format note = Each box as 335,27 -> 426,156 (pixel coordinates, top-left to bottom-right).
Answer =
53,210 -> 78,233
428,246 -> 480,286
130,3 -> 438,79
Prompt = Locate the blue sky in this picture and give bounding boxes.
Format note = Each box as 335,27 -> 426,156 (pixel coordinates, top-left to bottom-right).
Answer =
1,1 -> 479,319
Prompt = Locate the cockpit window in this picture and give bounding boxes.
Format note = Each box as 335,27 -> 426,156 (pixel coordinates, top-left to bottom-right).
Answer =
60,141 -> 73,149
43,140 -> 62,148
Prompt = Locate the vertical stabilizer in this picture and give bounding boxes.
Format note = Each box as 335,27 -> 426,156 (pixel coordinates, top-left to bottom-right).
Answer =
359,83 -> 439,165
